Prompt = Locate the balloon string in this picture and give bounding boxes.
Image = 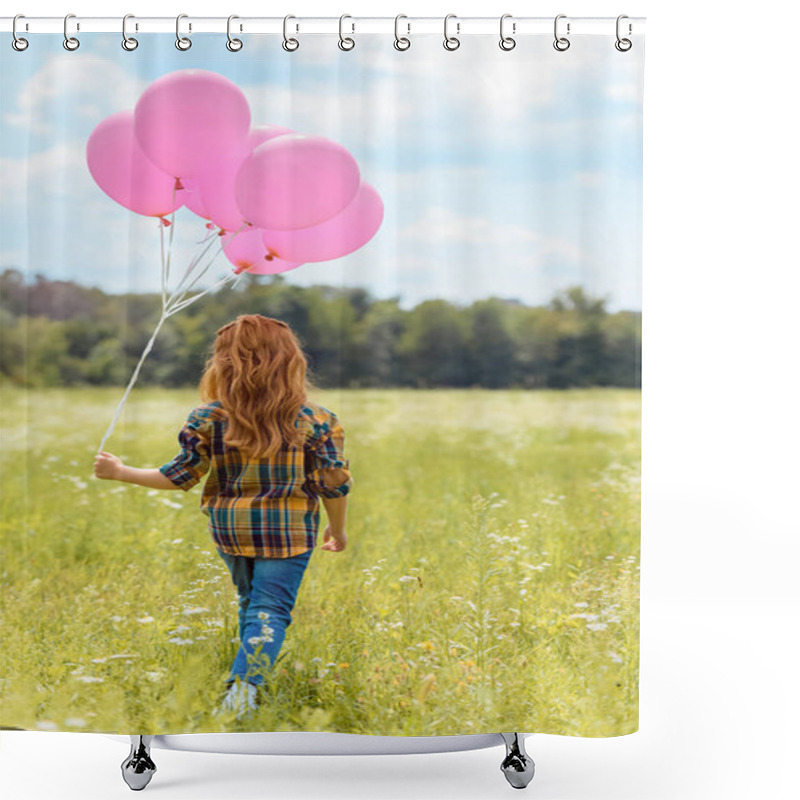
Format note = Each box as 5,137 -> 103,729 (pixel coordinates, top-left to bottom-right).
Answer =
97,312 -> 168,454
166,270 -> 242,316
96,214 -> 246,453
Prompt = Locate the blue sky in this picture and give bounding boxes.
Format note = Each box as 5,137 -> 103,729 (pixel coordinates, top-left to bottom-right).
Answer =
0,32 -> 643,311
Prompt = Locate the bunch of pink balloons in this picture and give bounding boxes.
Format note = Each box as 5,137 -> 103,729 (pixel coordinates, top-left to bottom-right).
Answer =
86,68 -> 383,276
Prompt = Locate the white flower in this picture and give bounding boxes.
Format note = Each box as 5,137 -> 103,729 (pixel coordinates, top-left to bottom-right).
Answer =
65,717 -> 87,727
136,616 -> 154,624
587,623 -> 608,632
169,637 -> 194,645
36,720 -> 58,731
257,611 -> 271,621
74,676 -> 104,683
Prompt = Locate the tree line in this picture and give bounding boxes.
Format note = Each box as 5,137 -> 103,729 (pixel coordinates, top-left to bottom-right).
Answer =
0,268 -> 640,389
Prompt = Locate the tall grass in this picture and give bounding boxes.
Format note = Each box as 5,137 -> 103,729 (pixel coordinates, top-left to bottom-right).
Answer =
0,386 -> 639,736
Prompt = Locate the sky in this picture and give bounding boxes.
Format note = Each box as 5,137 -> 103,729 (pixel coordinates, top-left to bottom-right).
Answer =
0,32 -> 643,312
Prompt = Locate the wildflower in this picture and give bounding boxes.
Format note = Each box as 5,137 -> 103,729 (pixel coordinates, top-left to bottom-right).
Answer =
169,637 -> 194,645
36,720 -> 58,731
65,717 -> 87,727
74,676 -> 104,683
399,576 -> 416,583
137,616 -> 154,624
182,606 -> 209,616
587,623 -> 608,632
258,611 -> 271,621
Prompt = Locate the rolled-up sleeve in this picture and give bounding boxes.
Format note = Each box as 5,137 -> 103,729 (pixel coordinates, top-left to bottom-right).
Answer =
158,411 -> 211,491
304,412 -> 353,499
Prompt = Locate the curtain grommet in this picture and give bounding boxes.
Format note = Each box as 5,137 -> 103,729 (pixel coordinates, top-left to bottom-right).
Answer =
443,13 -> 460,51
12,14 -> 29,51
226,15 -> 243,51
338,14 -> 355,51
394,15 -> 411,51
615,15 -> 633,51
499,14 -> 516,51
121,14 -> 138,51
553,14 -> 570,51
63,13 -> 80,51
283,15 -> 299,51
175,14 -> 191,50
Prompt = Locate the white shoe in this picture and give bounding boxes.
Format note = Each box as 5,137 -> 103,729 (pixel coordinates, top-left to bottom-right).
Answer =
215,681 -> 258,720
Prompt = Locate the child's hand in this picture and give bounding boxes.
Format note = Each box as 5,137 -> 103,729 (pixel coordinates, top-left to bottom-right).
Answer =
94,451 -> 125,481
320,524 -> 347,552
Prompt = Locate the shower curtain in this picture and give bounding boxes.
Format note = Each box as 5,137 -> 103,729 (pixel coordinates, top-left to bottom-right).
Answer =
0,20 -> 643,738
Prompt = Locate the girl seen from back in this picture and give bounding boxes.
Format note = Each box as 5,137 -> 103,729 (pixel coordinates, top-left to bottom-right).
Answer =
93,314 -> 353,719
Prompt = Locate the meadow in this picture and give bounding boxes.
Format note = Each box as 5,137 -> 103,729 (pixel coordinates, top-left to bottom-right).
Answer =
0,386 -> 640,737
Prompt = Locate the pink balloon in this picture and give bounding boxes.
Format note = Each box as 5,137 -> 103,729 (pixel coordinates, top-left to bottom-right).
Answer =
246,124 -> 295,152
134,69 -> 251,178
177,176 -> 210,220
220,228 -> 302,275
260,182 -> 383,263
198,125 -> 295,233
86,110 -> 183,218
236,134 -> 361,230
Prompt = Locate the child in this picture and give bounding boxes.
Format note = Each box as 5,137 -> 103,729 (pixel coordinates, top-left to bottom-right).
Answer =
93,314 -> 353,720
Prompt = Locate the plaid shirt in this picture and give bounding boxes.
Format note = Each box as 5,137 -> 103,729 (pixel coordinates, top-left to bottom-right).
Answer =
158,401 -> 353,558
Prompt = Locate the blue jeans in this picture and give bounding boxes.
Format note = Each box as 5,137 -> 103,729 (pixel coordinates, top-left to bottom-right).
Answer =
217,547 -> 313,687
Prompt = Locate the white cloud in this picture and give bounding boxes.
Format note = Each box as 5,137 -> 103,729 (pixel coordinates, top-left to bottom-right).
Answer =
4,54 -> 146,137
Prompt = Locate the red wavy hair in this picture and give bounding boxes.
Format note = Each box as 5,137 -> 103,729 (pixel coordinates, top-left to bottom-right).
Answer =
199,314 -> 318,459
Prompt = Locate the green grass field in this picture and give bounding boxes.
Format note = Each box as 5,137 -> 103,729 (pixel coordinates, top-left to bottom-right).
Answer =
0,386 -> 640,737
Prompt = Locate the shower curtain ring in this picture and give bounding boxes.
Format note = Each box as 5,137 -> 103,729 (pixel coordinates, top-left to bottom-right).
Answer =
553,14 -> 570,51
227,15 -> 243,51
394,15 -> 411,51
615,15 -> 632,51
122,15 -> 138,51
63,14 -> 80,51
283,15 -> 299,51
339,15 -> 355,51
499,14 -> 516,51
443,14 -> 460,51
12,15 -> 28,51
176,14 -> 191,50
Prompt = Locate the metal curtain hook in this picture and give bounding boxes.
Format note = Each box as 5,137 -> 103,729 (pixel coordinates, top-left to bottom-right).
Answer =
122,14 -> 138,51
394,14 -> 410,50
615,14 -> 632,51
63,13 -> 80,51
12,14 -> 29,51
499,13 -> 516,51
227,15 -> 243,51
553,14 -> 570,51
283,15 -> 299,51
443,13 -> 460,51
176,14 -> 191,50
339,14 -> 355,51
